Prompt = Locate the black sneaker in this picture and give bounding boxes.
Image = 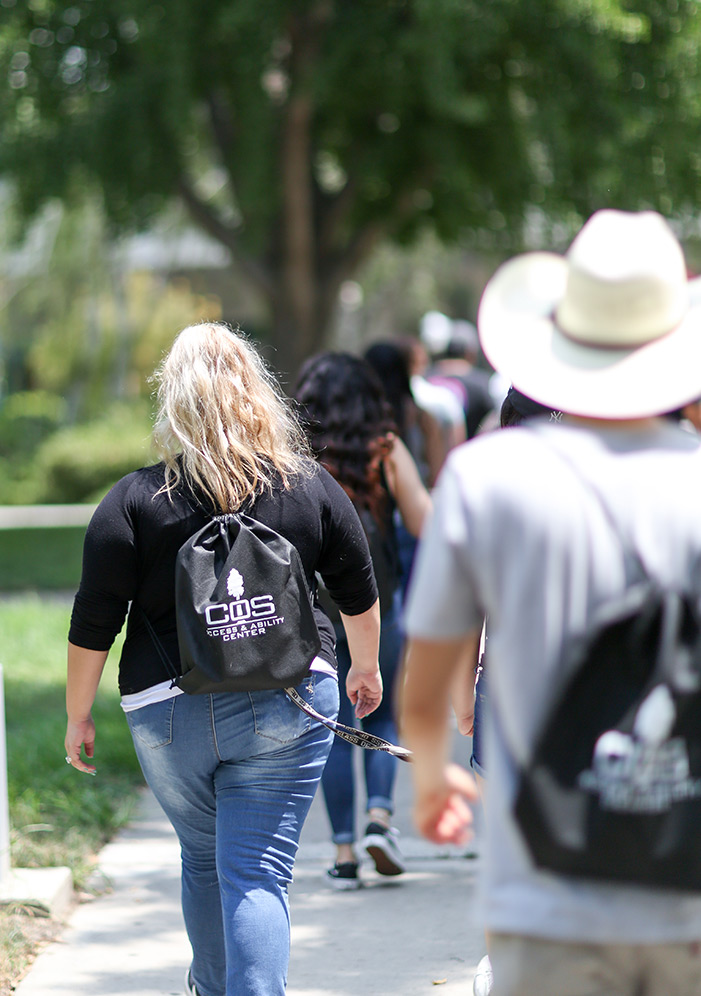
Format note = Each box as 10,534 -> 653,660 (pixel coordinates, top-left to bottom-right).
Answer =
326,861 -> 361,891
361,822 -> 405,876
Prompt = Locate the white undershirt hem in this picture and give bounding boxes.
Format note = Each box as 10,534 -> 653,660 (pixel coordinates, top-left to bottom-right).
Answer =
120,656 -> 337,713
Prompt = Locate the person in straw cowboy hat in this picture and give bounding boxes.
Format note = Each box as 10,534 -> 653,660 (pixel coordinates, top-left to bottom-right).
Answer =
400,210 -> 701,996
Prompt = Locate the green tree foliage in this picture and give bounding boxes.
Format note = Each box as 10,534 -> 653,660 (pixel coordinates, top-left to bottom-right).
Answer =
2,0 -> 701,371
0,192 -> 221,404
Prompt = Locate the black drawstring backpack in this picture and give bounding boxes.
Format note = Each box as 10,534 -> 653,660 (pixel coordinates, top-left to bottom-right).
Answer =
142,513 -> 412,761
514,441 -> 701,891
515,583 -> 701,891
175,513 -> 320,694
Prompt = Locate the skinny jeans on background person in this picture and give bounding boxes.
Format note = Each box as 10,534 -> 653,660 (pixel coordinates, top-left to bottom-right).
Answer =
125,672 -> 339,996
321,592 -> 402,841
470,665 -> 488,780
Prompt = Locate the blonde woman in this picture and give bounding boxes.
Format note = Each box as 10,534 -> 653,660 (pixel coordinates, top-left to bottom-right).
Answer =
65,323 -> 382,996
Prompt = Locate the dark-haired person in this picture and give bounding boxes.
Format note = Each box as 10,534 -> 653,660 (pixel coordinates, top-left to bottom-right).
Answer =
65,324 -> 382,996
363,339 -> 447,605
295,351 -> 431,889
363,339 -> 448,488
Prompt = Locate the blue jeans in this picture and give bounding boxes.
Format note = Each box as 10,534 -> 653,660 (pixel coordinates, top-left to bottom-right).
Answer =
470,665 -> 488,779
394,515 -> 418,602
126,673 -> 338,996
321,595 -> 403,844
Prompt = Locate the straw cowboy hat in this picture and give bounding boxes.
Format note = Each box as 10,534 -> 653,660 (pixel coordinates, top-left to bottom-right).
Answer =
478,209 -> 701,419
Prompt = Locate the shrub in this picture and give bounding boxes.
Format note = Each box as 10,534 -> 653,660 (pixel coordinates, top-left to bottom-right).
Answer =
35,403 -> 155,504
0,456 -> 45,506
0,391 -> 68,459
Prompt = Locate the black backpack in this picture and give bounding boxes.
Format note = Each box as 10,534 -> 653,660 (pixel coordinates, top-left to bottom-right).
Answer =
146,513 -> 321,694
142,511 -> 412,761
514,444 -> 701,891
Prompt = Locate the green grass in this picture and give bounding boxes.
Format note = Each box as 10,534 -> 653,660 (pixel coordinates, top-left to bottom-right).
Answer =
0,595 -> 144,889
0,529 -> 86,591
0,907 -> 61,994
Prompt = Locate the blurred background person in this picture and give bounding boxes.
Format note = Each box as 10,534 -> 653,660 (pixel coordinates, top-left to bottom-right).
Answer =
398,333 -> 466,453
363,339 -> 449,488
295,351 -> 431,890
422,315 -> 496,440
363,339 -> 449,600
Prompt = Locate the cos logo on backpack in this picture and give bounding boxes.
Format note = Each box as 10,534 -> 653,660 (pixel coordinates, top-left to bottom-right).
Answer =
204,580 -> 277,630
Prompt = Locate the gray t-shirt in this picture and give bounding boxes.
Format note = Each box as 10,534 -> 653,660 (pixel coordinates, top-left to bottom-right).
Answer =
406,418 -> 701,943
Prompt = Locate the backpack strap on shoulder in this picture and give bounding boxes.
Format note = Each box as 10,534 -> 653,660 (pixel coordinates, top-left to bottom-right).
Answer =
139,606 -> 181,688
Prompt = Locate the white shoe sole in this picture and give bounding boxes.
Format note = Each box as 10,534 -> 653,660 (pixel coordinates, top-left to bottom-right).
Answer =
326,873 -> 361,891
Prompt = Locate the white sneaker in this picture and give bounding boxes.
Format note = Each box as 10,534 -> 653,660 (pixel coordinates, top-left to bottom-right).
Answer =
473,954 -> 493,996
184,968 -> 199,996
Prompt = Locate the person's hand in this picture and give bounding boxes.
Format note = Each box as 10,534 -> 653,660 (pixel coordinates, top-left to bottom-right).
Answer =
455,700 -> 475,737
64,716 -> 97,775
346,663 -> 383,719
413,762 -> 477,844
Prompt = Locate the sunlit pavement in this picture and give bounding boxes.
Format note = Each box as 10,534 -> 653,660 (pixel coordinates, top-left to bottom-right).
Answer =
15,732 -> 485,996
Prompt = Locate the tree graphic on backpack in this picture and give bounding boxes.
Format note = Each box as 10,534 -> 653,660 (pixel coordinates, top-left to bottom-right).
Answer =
226,568 -> 245,599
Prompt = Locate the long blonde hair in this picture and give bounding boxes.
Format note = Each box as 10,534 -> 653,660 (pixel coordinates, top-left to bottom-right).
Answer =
152,322 -> 313,510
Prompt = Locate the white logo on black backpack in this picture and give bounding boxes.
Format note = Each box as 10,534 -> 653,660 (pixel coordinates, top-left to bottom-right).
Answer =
226,568 -> 245,599
205,567 -> 280,639
578,684 -> 701,813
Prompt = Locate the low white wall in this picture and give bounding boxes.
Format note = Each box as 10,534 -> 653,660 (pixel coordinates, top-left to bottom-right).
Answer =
0,505 -> 96,529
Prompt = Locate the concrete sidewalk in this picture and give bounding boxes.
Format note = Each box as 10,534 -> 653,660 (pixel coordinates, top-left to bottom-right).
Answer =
15,736 -> 485,995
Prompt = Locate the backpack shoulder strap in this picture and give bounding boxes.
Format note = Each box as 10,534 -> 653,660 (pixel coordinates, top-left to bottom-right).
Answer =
139,505 -> 219,687
139,606 -> 181,687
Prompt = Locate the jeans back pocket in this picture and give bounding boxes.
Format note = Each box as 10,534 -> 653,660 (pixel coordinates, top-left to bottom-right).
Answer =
126,697 -> 176,749
250,677 -> 319,744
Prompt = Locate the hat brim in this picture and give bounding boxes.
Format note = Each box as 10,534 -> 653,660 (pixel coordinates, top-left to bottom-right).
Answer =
478,252 -> 701,419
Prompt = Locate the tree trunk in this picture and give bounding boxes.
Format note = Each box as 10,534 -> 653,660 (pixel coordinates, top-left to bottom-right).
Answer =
267,289 -> 335,385
265,217 -> 387,383
280,90 -> 317,370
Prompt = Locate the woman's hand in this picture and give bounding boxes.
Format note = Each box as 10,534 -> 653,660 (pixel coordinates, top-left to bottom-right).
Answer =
451,639 -> 482,737
64,716 -> 97,776
65,643 -> 109,776
346,663 -> 383,719
339,601 -> 382,718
